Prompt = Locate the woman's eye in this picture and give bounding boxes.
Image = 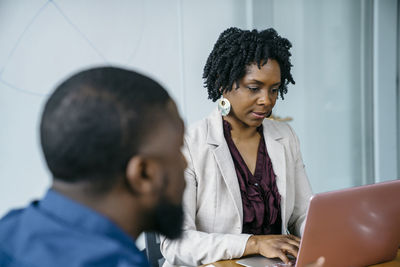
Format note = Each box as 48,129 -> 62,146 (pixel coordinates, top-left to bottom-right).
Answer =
247,87 -> 259,91
271,88 -> 279,94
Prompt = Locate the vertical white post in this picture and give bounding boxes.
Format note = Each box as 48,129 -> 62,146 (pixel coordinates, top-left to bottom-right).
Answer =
360,0 -> 374,185
177,0 -> 187,122
373,0 -> 398,182
245,0 -> 254,30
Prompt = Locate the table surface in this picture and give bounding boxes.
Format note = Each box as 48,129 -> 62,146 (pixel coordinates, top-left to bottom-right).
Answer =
202,249 -> 400,267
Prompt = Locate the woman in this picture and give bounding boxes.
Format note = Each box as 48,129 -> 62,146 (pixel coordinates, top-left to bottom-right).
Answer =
160,27 -> 313,266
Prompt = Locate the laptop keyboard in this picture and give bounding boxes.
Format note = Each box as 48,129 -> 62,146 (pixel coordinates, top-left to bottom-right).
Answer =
267,259 -> 296,266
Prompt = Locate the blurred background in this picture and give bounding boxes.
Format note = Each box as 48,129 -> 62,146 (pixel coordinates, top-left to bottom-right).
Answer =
0,0 -> 399,219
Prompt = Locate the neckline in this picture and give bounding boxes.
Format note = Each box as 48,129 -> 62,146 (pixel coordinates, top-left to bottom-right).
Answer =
223,119 -> 265,177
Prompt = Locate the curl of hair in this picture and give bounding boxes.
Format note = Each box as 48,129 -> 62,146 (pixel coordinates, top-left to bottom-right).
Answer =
203,27 -> 295,101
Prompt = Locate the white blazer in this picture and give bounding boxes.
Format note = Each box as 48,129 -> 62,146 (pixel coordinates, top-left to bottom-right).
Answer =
160,108 -> 313,267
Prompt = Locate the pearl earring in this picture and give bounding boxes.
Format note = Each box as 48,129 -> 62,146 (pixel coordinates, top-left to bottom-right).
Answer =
218,97 -> 231,116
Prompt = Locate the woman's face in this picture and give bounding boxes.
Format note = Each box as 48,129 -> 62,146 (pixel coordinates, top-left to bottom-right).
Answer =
223,59 -> 281,128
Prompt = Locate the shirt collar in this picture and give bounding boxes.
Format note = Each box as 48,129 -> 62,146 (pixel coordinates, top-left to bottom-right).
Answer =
39,189 -> 137,251
207,107 -> 269,146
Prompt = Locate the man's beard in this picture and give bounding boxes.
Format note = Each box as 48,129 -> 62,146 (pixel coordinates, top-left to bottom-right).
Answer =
153,197 -> 184,240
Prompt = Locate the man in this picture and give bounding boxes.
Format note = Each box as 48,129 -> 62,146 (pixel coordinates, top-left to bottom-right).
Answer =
0,67 -> 187,266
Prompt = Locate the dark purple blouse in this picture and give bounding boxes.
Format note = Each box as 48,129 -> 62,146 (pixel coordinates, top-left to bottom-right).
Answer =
223,120 -> 282,235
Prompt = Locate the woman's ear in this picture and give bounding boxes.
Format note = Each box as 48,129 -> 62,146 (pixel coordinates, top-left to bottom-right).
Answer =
125,156 -> 163,196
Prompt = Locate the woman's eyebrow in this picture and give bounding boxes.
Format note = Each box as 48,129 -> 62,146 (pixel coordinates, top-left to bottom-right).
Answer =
245,79 -> 263,84
271,82 -> 282,87
244,79 -> 281,86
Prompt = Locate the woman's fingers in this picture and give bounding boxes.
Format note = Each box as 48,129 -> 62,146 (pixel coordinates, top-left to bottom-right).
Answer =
287,234 -> 301,242
274,249 -> 291,264
280,242 -> 299,258
254,234 -> 301,264
284,237 -> 300,248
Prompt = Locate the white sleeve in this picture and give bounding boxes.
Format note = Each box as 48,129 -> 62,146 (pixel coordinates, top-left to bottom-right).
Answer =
160,138 -> 251,266
286,124 -> 313,236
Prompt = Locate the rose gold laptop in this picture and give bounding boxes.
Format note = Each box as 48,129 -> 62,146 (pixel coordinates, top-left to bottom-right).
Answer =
296,179 -> 400,267
237,180 -> 400,267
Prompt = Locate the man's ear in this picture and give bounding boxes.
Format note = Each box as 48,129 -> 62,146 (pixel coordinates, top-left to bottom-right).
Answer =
125,156 -> 162,195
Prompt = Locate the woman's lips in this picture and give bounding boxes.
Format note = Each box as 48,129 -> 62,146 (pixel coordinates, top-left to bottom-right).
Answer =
251,112 -> 267,119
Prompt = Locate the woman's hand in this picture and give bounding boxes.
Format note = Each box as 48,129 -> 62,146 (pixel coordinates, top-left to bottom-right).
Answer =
244,234 -> 301,264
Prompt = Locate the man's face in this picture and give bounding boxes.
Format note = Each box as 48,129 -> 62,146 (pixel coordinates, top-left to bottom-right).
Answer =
143,100 -> 187,239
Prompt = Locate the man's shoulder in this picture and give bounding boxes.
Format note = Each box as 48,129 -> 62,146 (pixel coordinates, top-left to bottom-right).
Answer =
0,208 -> 24,226
0,207 -> 27,243
0,247 -> 148,267
0,204 -> 149,267
0,249 -> 36,267
0,206 -> 40,267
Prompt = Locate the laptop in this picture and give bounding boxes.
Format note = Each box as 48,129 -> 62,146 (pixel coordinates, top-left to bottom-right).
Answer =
237,180 -> 400,267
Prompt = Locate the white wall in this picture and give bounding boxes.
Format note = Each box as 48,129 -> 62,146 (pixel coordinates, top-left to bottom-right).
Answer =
268,0 -> 364,192
0,0 -> 249,217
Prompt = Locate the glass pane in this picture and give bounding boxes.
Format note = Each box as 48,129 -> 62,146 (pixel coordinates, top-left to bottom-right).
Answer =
268,0 -> 363,192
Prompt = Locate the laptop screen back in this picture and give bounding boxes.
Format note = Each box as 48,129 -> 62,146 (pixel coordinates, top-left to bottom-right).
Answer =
296,180 -> 400,267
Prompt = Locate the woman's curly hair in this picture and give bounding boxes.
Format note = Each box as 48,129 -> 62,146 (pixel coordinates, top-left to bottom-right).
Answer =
203,27 -> 295,101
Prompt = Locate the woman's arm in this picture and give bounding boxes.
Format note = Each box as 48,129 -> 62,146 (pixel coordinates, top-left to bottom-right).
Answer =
160,139 -> 251,266
286,124 -> 313,236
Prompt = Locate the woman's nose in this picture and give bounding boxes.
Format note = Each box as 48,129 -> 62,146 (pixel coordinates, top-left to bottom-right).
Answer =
257,90 -> 272,105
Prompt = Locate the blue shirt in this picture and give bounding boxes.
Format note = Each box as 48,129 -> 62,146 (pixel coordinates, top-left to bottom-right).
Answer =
0,189 -> 149,267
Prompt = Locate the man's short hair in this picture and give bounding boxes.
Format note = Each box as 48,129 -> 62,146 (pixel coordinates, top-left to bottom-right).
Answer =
40,67 -> 170,191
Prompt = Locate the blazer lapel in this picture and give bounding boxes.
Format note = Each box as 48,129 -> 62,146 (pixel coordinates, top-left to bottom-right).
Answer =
206,109 -> 243,222
263,120 -> 288,231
